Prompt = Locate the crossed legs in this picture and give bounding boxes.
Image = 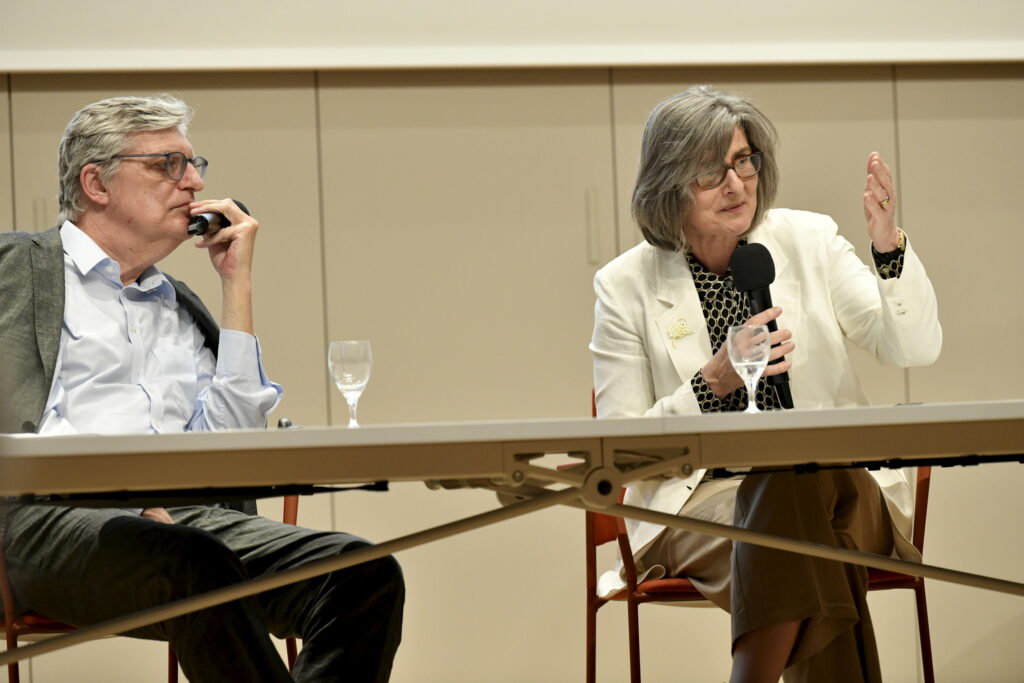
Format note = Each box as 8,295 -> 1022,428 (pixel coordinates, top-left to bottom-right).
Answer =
641,469 -> 894,683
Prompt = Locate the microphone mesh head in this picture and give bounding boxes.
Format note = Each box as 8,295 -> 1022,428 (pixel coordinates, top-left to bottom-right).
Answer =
730,243 -> 775,292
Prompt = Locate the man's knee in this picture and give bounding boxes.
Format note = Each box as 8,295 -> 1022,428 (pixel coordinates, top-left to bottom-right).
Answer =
346,550 -> 403,595
371,553 -> 404,599
316,548 -> 405,616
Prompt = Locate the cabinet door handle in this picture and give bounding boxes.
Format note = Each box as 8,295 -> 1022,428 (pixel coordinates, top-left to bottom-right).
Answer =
585,187 -> 600,265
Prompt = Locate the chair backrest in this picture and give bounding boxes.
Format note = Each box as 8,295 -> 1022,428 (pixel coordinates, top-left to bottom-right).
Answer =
588,388 -> 625,548
911,465 -> 932,554
0,536 -> 19,629
590,494 -> 626,547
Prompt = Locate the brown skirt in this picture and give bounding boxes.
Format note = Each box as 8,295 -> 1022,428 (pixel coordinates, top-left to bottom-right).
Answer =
640,469 -> 895,683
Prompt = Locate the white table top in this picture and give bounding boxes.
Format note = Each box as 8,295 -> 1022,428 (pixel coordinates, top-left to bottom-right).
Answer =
1,400 -> 1022,497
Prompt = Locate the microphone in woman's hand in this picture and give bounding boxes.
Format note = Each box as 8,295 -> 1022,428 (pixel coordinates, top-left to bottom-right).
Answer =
187,199 -> 250,236
731,243 -> 794,409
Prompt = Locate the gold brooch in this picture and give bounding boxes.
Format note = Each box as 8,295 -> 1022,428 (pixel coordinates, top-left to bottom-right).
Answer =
667,317 -> 694,347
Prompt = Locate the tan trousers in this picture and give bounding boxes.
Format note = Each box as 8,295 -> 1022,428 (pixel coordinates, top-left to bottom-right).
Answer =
642,469 -> 894,683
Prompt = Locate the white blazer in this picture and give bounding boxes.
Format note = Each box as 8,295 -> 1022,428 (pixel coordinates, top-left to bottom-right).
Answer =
590,208 -> 942,596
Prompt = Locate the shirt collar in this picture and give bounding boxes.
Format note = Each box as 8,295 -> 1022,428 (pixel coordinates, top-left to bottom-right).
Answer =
686,238 -> 748,297
60,221 -> 177,302
60,221 -> 113,278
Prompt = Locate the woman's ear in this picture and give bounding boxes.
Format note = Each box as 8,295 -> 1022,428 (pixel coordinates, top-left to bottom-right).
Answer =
79,163 -> 110,209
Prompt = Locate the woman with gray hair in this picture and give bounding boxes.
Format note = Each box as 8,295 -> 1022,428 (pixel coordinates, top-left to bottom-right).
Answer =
590,85 -> 941,681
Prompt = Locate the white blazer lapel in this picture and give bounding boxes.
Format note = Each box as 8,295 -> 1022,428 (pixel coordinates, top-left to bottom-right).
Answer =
748,229 -> 804,337
652,249 -> 712,386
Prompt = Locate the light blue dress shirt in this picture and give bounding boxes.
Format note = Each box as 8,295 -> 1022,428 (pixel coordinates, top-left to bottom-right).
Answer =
38,222 -> 283,436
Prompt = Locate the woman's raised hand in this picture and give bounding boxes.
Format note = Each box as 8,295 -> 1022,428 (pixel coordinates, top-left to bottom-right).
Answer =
863,152 -> 901,252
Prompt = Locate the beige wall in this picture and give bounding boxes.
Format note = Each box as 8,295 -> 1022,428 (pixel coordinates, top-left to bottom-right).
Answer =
2,65 -> 1022,682
895,64 -> 1024,682
317,69 -> 616,425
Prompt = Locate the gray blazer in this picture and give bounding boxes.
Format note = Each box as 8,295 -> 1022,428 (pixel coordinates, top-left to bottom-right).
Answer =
0,227 -> 220,435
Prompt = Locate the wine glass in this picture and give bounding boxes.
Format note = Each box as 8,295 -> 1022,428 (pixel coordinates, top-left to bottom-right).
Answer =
328,340 -> 372,428
726,324 -> 771,414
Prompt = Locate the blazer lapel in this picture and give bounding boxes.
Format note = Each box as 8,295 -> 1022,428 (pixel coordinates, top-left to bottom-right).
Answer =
747,227 -> 803,334
167,274 -> 220,356
652,248 -> 713,384
30,229 -> 66,394
747,225 -> 790,286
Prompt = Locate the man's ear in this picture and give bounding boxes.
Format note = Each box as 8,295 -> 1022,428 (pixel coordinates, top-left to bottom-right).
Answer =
79,163 -> 110,209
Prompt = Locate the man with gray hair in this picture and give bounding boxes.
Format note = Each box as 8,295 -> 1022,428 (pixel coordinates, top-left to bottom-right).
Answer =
0,95 -> 404,681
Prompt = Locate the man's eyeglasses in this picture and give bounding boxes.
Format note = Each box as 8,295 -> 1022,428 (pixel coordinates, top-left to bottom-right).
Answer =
106,152 -> 209,181
694,152 -> 762,190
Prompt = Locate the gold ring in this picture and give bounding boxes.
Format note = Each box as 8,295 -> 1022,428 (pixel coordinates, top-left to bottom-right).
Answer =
879,195 -> 891,207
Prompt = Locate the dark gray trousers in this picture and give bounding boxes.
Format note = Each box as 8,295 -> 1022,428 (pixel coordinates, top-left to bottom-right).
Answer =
3,504 -> 404,682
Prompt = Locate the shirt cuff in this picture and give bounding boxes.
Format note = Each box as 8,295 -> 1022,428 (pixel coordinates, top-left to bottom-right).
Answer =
871,232 -> 906,280
691,369 -> 725,414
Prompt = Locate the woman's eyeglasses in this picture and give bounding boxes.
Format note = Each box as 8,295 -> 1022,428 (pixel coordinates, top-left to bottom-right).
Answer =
694,152 -> 762,190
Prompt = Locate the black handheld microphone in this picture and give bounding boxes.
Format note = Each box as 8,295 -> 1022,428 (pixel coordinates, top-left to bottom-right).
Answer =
729,243 -> 794,409
187,199 -> 250,236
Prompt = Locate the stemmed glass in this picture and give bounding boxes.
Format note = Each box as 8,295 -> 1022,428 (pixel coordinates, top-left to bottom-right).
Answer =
328,340 -> 372,428
726,324 -> 771,414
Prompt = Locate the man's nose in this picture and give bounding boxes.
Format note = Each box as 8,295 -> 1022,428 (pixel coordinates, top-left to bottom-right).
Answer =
180,162 -> 205,191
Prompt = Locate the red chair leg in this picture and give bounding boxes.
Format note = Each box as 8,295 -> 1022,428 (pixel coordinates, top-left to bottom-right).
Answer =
586,599 -> 598,683
7,646 -> 20,683
626,598 -> 641,683
168,644 -> 178,683
915,583 -> 935,683
287,637 -> 298,671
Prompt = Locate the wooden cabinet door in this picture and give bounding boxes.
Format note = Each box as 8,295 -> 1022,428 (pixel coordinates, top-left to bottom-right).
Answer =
318,69 -> 617,425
